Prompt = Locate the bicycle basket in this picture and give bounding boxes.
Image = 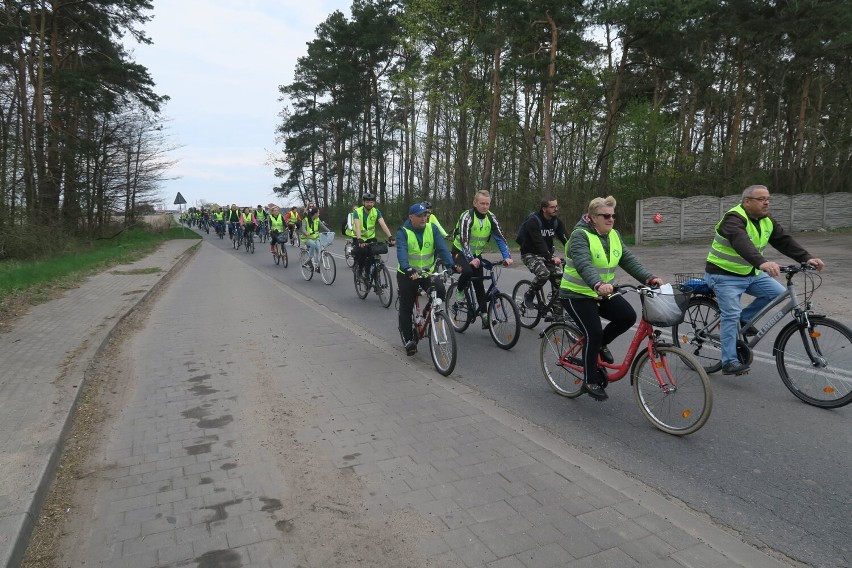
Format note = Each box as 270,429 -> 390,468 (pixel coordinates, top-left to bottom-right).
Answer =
367,242 -> 388,256
674,272 -> 711,294
641,284 -> 693,326
319,232 -> 335,247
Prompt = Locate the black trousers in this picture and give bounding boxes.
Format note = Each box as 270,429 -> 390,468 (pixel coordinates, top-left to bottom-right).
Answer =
452,250 -> 486,314
561,294 -> 636,383
397,272 -> 447,343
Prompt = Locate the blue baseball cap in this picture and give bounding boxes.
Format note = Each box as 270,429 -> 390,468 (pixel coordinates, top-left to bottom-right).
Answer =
408,203 -> 428,216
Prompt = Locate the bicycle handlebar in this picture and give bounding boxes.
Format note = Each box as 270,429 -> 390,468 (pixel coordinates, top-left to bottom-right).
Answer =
780,263 -> 817,274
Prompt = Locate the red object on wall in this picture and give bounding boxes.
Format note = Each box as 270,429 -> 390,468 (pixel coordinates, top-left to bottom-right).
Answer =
653,212 -> 663,223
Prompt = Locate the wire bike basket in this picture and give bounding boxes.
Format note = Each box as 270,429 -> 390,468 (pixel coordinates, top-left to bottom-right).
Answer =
674,272 -> 712,295
319,232 -> 335,247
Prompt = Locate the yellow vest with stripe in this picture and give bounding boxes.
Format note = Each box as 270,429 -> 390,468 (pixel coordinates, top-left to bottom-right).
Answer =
304,217 -> 320,240
398,224 -> 436,274
213,212 -> 224,222
706,205 -> 772,275
269,213 -> 284,232
355,206 -> 379,239
241,212 -> 253,223
255,210 -> 267,221
452,210 -> 491,255
561,229 -> 622,297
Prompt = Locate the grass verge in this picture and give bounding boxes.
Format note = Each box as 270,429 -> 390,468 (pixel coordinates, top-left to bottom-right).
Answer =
0,227 -> 199,330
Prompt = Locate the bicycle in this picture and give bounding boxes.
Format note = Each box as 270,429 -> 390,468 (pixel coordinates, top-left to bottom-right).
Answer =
344,239 -> 355,268
299,232 -> 336,285
243,228 -> 255,254
272,234 -> 288,268
540,284 -> 713,436
354,241 -> 394,308
672,265 -> 852,408
257,222 -> 268,243
215,221 -> 225,239
232,225 -> 243,250
445,258 -> 521,350
288,225 -> 301,248
396,269 -> 457,376
513,280 -> 565,328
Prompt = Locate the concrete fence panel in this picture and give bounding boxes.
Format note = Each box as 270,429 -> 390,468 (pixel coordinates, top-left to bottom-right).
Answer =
636,193 -> 852,244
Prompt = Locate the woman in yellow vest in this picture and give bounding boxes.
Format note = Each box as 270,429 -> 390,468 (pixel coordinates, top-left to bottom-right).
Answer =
560,196 -> 662,401
300,207 -> 331,270
267,205 -> 286,254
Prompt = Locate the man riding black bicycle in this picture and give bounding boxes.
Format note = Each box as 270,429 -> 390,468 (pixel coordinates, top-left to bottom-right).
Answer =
519,196 -> 569,313
397,202 -> 457,356
353,193 -> 395,279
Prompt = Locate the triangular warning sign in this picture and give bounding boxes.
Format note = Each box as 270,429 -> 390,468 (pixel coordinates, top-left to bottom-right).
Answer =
174,192 -> 187,205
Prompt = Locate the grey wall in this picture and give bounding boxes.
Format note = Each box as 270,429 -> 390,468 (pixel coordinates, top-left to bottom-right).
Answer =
635,192 -> 852,244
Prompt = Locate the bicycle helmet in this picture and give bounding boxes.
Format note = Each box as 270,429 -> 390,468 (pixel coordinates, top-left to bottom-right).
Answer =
363,193 -> 376,201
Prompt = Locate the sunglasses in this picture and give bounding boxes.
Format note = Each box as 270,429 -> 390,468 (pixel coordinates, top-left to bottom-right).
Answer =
597,213 -> 616,220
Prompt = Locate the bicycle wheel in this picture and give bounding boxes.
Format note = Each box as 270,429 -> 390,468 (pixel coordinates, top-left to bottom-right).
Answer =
299,250 -> 313,281
672,296 -> 723,373
375,266 -> 393,308
445,283 -> 471,332
631,345 -> 713,436
354,268 -> 369,299
513,280 -> 543,329
487,292 -> 521,350
281,245 -> 288,268
273,245 -> 280,265
249,238 -> 255,254
539,324 -> 585,398
429,311 -> 457,376
775,316 -> 852,408
320,250 -> 336,285
344,241 -> 355,267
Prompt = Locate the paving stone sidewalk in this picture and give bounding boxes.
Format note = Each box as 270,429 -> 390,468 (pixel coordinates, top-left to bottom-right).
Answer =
0,239 -> 199,568
2,240 -> 794,567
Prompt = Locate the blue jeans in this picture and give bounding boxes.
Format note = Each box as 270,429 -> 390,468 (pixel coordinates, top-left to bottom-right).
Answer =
704,272 -> 785,365
306,238 -> 321,264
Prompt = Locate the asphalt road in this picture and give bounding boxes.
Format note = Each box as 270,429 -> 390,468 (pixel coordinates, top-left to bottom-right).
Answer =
195,227 -> 851,568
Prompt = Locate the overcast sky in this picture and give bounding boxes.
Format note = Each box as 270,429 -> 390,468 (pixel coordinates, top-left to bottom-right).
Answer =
127,1 -> 351,210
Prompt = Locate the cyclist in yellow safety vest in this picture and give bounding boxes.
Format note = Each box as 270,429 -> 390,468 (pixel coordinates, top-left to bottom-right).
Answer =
353,193 -> 395,278
422,201 -> 448,238
284,207 -> 301,244
451,190 -> 513,329
267,205 -> 286,253
396,202 -> 457,356
300,207 -> 331,271
225,204 -> 241,240
560,195 -> 662,401
240,207 -> 256,240
703,184 -> 825,376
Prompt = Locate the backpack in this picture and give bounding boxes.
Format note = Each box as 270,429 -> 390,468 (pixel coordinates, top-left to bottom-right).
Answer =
515,213 -> 542,246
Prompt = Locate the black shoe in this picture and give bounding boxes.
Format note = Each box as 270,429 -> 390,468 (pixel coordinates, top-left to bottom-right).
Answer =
582,382 -> 609,401
404,339 -> 417,356
722,361 -> 750,375
523,292 -> 536,310
599,346 -> 614,364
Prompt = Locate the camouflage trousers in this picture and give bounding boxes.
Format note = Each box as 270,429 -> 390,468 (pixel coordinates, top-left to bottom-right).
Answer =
521,254 -> 562,294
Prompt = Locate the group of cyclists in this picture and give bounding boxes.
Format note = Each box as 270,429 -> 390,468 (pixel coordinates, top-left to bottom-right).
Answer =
188,183 -> 826,404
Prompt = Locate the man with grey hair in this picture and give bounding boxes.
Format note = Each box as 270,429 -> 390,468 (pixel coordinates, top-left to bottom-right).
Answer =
704,184 -> 825,375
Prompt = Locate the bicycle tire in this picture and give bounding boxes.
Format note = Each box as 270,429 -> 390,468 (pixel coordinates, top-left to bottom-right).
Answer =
429,311 -> 457,376
376,265 -> 393,308
539,323 -> 585,398
249,239 -> 255,254
344,241 -> 355,267
513,280 -> 543,329
320,251 -> 336,285
631,345 -> 713,436
775,316 -> 852,408
354,268 -> 369,299
299,250 -> 313,281
672,296 -> 723,373
445,283 -> 471,332
273,246 -> 280,265
281,245 -> 288,268
487,292 -> 521,350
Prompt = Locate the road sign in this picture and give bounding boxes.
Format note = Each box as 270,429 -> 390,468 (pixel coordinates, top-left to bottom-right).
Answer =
174,192 -> 187,205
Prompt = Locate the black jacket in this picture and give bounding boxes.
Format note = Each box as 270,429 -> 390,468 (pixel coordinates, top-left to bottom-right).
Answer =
519,211 -> 569,257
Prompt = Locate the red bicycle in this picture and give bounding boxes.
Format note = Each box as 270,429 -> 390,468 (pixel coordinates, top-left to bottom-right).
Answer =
539,284 -> 713,436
